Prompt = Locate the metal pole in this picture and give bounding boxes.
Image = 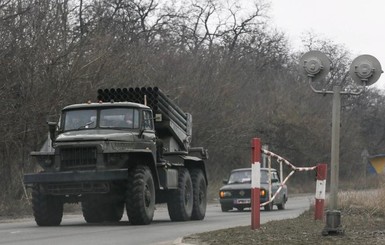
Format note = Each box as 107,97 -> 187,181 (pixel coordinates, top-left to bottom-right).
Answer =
329,85 -> 341,210
361,149 -> 368,188
323,85 -> 342,235
262,144 -> 268,168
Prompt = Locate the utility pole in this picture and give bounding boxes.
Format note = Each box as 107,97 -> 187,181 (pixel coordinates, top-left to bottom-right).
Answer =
299,51 -> 383,236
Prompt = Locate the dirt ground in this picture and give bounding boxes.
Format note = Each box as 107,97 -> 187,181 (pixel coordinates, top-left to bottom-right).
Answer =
182,209 -> 385,245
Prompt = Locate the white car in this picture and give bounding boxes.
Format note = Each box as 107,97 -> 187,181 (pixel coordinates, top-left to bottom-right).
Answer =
219,168 -> 288,211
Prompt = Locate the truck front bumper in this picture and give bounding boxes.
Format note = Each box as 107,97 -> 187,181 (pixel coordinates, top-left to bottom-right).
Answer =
24,169 -> 128,185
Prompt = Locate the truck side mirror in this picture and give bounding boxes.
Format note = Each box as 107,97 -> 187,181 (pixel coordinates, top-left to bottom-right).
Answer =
47,121 -> 57,145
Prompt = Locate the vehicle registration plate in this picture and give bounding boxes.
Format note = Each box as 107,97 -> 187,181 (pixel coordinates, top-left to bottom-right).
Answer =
234,199 -> 250,204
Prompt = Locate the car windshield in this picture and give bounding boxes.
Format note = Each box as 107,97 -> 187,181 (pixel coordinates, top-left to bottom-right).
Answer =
228,170 -> 251,184
62,107 -> 140,131
260,170 -> 273,183
227,170 -> 273,184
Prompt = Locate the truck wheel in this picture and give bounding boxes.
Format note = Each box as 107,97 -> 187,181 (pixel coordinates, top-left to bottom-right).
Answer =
32,184 -> 63,226
81,201 -> 104,223
191,169 -> 207,220
104,202 -> 125,222
82,201 -> 124,223
167,168 -> 193,221
126,165 -> 155,225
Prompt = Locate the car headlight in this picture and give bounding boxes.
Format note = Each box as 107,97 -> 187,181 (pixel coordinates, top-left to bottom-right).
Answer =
260,189 -> 266,197
219,191 -> 232,198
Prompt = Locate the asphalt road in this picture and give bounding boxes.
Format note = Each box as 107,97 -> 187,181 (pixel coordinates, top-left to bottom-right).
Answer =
0,195 -> 313,245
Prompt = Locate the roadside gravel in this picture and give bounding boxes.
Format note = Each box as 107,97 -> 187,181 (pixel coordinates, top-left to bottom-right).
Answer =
181,209 -> 385,245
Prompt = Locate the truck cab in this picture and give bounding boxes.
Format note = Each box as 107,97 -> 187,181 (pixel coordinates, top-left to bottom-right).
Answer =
43,102 -> 158,172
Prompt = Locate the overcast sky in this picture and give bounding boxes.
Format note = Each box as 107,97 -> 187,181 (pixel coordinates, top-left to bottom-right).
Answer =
267,0 -> 385,90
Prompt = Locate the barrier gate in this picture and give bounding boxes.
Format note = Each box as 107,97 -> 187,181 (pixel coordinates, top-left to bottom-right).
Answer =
251,138 -> 327,230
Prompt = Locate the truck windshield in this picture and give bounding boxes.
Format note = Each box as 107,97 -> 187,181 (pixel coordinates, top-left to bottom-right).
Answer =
62,108 -> 140,131
64,109 -> 97,131
100,108 -> 140,129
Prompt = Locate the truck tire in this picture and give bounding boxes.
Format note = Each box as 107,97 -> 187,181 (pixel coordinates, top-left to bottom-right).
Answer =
190,169 -> 207,220
82,201 -> 104,223
32,184 -> 63,226
105,202 -> 125,222
167,168 -> 193,221
126,165 -> 155,225
82,201 -> 124,223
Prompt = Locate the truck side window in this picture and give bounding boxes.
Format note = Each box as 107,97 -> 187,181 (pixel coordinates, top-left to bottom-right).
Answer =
143,110 -> 154,130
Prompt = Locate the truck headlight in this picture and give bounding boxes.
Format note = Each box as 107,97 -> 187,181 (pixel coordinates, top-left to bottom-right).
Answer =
31,152 -> 55,169
105,153 -> 129,168
38,155 -> 54,168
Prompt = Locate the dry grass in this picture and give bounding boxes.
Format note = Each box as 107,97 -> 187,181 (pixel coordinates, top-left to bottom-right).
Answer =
0,198 -> 31,220
338,189 -> 385,217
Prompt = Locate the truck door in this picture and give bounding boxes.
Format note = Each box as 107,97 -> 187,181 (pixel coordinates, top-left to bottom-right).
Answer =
142,110 -> 157,153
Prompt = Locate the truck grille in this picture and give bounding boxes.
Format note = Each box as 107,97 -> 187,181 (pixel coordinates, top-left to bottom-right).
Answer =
60,147 -> 97,170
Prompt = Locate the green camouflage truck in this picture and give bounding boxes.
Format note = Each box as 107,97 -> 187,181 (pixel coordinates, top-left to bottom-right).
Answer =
24,87 -> 208,226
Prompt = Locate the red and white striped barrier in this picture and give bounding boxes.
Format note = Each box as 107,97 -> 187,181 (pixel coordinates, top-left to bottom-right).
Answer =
251,138 -> 261,230
261,148 -> 317,172
315,164 -> 327,220
251,138 -> 327,230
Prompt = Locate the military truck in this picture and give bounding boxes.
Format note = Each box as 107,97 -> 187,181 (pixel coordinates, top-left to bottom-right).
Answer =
24,87 -> 208,226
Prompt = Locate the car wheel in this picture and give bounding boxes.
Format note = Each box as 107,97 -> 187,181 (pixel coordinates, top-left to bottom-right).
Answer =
264,202 -> 273,211
277,196 -> 286,210
221,204 -> 232,212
